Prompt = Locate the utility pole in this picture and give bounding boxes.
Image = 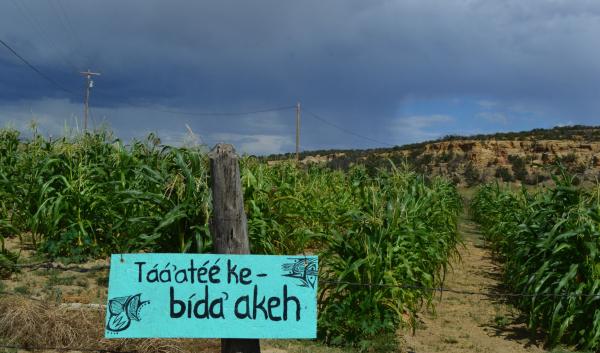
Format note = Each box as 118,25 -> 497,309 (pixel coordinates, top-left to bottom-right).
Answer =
295,101 -> 301,163
80,69 -> 101,131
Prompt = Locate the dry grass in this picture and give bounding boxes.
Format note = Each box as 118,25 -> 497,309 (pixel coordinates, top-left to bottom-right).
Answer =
0,296 -> 219,352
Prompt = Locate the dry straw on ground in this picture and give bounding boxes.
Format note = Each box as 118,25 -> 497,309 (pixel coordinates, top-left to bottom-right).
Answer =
0,296 -> 219,353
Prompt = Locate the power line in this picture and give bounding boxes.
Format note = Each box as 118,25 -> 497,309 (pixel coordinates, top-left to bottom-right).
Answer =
0,38 -> 75,95
55,0 -> 83,45
303,108 -> 397,147
48,0 -> 81,59
50,0 -> 94,68
136,104 -> 296,116
89,87 -> 297,117
77,86 -> 297,121
48,0 -> 74,42
89,86 -> 295,116
9,0 -> 80,72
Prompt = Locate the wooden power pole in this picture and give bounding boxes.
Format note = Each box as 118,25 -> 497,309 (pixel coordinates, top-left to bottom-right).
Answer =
208,143 -> 261,353
80,69 -> 101,131
296,101 -> 301,163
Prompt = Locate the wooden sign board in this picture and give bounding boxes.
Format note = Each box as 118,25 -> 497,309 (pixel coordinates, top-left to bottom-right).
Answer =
104,254 -> 318,339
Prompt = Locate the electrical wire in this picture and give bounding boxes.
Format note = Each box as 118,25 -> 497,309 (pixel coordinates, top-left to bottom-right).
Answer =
55,0 -> 83,46
0,38 -> 76,95
56,0 -> 95,68
137,104 -> 296,116
48,0 -> 73,42
48,0 -> 82,63
303,108 -> 397,147
0,28 -> 417,152
9,0 -> 80,72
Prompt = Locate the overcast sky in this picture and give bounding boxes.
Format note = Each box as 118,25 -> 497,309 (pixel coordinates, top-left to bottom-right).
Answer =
1,0 -> 599,154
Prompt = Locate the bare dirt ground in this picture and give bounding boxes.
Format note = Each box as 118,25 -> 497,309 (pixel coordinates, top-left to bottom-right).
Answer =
402,217 -> 548,353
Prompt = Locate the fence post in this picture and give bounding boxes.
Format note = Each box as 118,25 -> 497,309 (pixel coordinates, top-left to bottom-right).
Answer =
209,143 -> 261,353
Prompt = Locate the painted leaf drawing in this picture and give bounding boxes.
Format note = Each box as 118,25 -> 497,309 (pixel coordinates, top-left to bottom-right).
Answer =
106,293 -> 149,333
282,258 -> 318,288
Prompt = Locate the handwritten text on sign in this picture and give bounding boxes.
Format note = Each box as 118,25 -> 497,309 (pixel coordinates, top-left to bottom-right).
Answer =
104,254 -> 318,338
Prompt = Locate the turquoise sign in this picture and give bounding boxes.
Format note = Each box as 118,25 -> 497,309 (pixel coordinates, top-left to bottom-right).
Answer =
104,254 -> 318,339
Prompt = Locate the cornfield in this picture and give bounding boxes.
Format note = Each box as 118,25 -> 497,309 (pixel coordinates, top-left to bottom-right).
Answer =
0,128 -> 463,348
471,175 -> 600,350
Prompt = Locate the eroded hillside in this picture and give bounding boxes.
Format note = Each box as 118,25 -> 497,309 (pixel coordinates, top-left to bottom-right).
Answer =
392,139 -> 600,185
268,126 -> 600,185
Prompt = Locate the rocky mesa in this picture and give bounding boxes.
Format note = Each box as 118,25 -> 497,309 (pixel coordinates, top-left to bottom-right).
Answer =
267,126 -> 600,186
399,139 -> 600,185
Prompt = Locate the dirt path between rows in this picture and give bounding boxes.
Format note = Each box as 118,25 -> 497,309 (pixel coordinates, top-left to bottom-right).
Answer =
403,217 -> 547,353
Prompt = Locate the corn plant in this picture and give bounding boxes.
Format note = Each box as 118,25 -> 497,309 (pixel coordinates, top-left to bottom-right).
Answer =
318,164 -> 462,348
472,173 -> 600,350
0,129 -> 212,259
0,128 -> 464,349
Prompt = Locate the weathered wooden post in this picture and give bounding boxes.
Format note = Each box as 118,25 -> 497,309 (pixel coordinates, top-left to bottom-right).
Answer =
208,143 -> 261,353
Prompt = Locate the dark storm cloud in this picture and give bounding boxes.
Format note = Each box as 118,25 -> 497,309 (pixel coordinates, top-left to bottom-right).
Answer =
1,0 -> 600,153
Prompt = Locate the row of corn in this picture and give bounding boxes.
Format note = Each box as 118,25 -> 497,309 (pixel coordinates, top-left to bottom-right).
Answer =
471,174 -> 600,350
0,128 -> 463,349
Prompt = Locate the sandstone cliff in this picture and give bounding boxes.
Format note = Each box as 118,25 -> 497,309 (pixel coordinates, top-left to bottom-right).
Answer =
390,139 -> 600,185
267,126 -> 600,185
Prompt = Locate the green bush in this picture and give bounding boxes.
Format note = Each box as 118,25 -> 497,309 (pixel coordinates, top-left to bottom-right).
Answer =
495,166 -> 514,182
464,162 -> 481,186
508,155 -> 528,182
